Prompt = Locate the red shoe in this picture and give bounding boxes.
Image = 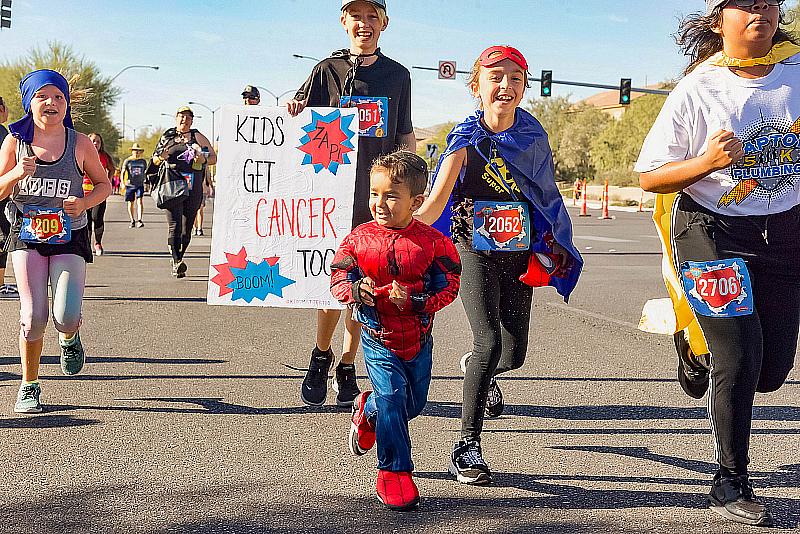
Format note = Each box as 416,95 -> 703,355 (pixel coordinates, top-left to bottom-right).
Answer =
349,390 -> 375,455
376,470 -> 419,511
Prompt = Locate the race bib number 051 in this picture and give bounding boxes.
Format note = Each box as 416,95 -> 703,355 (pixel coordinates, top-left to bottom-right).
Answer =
681,258 -> 753,317
339,96 -> 388,138
472,201 -> 530,251
19,206 -> 71,244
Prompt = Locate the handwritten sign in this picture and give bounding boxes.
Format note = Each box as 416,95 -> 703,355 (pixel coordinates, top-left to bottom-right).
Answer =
207,106 -> 358,308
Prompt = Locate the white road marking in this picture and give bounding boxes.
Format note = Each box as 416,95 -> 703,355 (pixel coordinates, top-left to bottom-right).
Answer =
574,235 -> 637,243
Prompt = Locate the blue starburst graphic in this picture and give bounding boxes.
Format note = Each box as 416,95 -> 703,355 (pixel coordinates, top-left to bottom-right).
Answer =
227,259 -> 296,303
298,109 -> 357,175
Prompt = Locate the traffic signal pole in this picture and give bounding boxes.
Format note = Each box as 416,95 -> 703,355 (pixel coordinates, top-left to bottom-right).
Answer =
411,66 -> 671,96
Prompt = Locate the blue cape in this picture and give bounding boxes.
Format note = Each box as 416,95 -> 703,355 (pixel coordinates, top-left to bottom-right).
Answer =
9,69 -> 74,144
432,108 -> 583,301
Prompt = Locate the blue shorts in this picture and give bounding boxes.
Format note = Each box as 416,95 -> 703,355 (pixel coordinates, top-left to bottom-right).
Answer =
125,185 -> 144,202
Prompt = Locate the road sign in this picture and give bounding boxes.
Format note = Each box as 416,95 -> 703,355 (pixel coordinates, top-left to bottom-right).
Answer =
438,61 -> 456,80
426,144 -> 438,159
0,0 -> 11,29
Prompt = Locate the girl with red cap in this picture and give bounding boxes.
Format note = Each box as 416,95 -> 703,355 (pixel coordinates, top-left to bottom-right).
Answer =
417,46 -> 582,485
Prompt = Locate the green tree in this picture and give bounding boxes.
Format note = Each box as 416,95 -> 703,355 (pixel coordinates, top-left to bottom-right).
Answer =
590,93 -> 668,186
416,121 -> 456,167
526,97 -> 610,182
0,42 -> 121,152
116,127 -> 163,164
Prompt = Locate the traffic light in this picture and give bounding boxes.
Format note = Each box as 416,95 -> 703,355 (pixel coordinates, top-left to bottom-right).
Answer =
0,0 -> 10,29
540,70 -> 552,97
619,78 -> 632,105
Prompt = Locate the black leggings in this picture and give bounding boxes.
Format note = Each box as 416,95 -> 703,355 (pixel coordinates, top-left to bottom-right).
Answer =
0,198 -> 9,269
457,243 -> 533,441
165,192 -> 204,262
87,200 -> 106,245
672,194 -> 800,473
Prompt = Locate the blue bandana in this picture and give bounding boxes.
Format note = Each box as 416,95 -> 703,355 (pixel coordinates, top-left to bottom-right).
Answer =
9,69 -> 74,144
431,108 -> 583,301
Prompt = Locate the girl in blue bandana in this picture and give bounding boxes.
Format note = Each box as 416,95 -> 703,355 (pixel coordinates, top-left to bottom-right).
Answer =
0,69 -> 111,414
417,46 -> 582,485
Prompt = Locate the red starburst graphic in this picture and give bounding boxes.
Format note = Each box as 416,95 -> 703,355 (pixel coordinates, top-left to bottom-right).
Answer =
298,115 -> 354,171
211,247 -> 281,297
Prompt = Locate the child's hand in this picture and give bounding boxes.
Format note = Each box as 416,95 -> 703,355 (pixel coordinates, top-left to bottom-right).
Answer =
358,276 -> 376,306
286,99 -> 307,117
551,242 -> 573,277
16,155 -> 36,181
703,129 -> 744,171
62,196 -> 86,217
389,280 -> 409,311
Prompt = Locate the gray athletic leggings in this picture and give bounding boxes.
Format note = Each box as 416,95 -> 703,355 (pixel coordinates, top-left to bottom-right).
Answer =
456,242 -> 533,441
11,249 -> 85,341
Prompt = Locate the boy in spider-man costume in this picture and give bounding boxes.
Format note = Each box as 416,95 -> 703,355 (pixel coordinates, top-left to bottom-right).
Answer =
330,151 -> 461,511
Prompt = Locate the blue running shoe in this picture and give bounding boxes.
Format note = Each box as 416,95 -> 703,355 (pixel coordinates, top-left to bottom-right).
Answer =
60,332 -> 85,375
14,383 -> 43,414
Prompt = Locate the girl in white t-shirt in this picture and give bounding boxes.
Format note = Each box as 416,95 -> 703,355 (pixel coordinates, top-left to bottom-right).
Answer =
637,0 -> 800,527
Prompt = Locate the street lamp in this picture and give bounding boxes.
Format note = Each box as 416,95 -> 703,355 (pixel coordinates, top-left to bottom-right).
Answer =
132,123 -> 152,140
254,86 -> 297,105
111,64 -> 159,145
188,101 -> 220,142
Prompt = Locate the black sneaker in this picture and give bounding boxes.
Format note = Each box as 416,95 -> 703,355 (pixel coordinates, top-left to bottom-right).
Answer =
674,331 -> 710,399
449,438 -> 492,485
486,378 -> 504,418
708,472 -> 772,527
129,221 -> 136,228
333,363 -> 361,407
300,347 -> 334,406
172,260 -> 187,279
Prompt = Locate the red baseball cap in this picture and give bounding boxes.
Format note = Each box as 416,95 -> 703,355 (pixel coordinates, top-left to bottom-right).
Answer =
479,46 -> 528,71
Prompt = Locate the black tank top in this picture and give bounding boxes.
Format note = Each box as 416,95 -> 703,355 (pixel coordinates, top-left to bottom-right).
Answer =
450,139 -> 532,247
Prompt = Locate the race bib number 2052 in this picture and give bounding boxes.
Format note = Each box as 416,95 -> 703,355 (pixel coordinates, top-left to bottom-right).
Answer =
681,258 -> 753,317
472,201 -> 531,251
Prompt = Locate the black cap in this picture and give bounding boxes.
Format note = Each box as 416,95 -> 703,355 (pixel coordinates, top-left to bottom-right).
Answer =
242,85 -> 260,99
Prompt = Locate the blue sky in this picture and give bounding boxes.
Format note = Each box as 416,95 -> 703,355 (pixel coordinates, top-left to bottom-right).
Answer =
1,0 -> 706,137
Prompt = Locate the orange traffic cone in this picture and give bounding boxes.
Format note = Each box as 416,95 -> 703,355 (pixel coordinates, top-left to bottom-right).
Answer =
579,180 -> 590,217
600,180 -> 612,220
638,190 -> 644,212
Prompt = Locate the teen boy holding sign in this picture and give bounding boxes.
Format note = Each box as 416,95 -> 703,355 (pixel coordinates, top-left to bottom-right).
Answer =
287,0 -> 415,408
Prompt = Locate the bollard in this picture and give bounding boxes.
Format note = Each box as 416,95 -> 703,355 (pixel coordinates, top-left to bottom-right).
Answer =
600,180 -> 612,220
579,179 -> 590,217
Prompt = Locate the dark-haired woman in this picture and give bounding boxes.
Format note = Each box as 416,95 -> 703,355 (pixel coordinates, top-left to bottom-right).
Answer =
152,106 -> 216,278
85,132 -> 114,256
637,0 -> 800,526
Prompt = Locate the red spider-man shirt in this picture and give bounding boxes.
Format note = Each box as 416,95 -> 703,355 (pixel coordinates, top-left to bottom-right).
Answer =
330,219 -> 462,360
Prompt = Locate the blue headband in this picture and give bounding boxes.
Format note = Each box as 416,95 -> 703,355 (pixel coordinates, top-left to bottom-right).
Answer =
9,69 -> 75,144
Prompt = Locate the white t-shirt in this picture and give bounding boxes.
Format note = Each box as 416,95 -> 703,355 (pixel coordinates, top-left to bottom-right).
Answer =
635,54 -> 800,216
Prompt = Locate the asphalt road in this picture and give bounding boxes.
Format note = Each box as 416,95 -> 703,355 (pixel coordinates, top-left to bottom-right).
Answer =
1,197 -> 798,533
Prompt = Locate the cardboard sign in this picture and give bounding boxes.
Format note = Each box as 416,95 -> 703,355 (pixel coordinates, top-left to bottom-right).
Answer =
208,106 -> 359,308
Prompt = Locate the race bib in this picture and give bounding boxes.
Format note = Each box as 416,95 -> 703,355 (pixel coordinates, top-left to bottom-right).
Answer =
681,258 -> 754,317
472,201 -> 530,251
181,171 -> 194,190
339,96 -> 388,138
19,206 -> 71,244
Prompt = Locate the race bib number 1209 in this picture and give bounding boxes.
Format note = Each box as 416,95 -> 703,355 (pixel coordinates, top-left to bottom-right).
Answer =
681,258 -> 753,317
19,206 -> 71,244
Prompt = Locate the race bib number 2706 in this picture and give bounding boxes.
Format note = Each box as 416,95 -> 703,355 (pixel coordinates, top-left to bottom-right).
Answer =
681,258 -> 754,317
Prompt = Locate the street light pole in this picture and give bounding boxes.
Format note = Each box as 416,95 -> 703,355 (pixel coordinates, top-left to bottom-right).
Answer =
188,101 -> 220,142
110,64 -> 159,142
254,86 -> 297,106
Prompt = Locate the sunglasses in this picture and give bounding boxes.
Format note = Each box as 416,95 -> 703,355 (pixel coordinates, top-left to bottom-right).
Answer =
726,0 -> 784,7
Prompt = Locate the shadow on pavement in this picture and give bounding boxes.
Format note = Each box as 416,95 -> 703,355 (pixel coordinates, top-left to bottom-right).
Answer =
45,397 -> 350,415
82,295 -> 208,302
0,414 -> 99,429
0,486 -> 729,534
422,401 -> 800,422
0,356 -> 227,366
